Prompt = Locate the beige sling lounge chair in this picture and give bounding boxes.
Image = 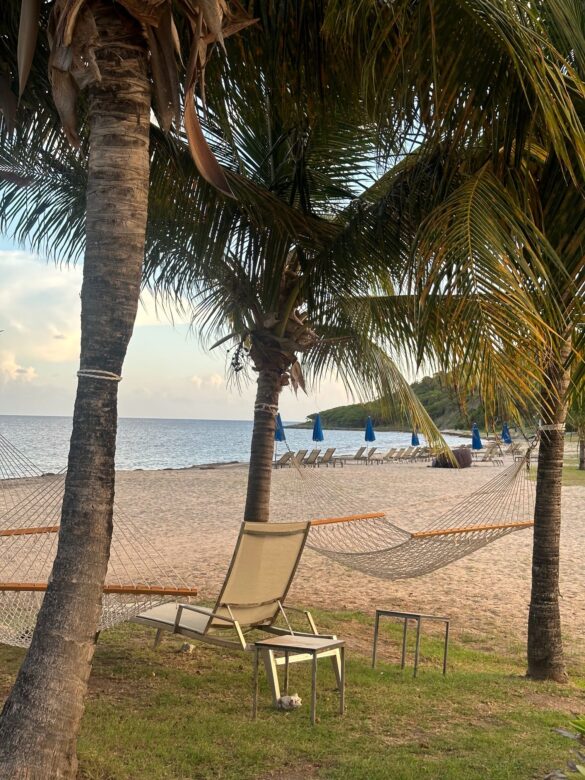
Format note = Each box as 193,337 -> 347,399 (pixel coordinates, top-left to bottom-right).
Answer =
303,449 -> 321,467
273,451 -> 294,468
133,521 -> 342,705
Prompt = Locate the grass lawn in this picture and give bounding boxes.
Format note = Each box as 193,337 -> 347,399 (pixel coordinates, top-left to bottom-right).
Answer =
560,462 -> 585,487
526,454 -> 585,487
1,610 -> 584,779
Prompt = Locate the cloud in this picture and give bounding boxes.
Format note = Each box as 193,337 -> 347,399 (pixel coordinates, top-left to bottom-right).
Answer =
208,373 -> 224,387
190,375 -> 203,388
0,350 -> 37,383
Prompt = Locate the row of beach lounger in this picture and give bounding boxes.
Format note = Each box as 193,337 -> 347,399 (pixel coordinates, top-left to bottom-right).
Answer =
274,441 -> 531,469
273,445 -> 434,468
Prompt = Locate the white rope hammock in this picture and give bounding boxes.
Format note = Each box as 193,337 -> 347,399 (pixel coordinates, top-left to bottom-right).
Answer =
0,432 -> 196,648
270,442 -> 535,581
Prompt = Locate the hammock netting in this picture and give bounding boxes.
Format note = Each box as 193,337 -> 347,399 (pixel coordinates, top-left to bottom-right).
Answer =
0,433 -> 196,648
269,447 -> 535,580
0,429 -> 535,648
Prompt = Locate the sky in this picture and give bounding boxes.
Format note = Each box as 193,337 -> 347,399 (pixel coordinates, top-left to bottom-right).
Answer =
0,245 -> 353,421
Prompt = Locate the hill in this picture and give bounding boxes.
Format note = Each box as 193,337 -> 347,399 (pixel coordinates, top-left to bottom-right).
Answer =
305,375 -> 483,431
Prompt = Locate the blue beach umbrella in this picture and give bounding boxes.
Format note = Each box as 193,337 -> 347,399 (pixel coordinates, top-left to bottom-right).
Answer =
411,431 -> 420,447
364,416 -> 376,442
471,422 -> 483,450
274,413 -> 286,442
312,413 -> 324,442
501,422 -> 512,445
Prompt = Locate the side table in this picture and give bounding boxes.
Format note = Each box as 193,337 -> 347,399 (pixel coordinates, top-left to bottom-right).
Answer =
372,609 -> 450,677
253,635 -> 346,725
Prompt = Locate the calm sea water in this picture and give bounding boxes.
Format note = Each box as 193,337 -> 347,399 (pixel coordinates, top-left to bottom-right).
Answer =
0,415 -> 465,472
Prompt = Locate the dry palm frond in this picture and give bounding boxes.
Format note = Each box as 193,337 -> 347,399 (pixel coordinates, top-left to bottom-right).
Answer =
15,0 -> 256,193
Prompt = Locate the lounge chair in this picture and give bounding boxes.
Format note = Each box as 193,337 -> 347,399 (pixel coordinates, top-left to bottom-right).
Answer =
370,448 -> 396,463
339,446 -> 366,464
302,449 -> 321,467
133,521 -> 342,706
477,447 -> 504,466
358,447 -> 378,464
317,447 -> 343,467
273,451 -> 294,469
395,446 -> 415,462
292,449 -> 308,466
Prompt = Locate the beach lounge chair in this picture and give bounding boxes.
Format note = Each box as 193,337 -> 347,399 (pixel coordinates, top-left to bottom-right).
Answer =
357,447 -> 378,465
370,448 -> 396,463
273,451 -> 293,469
292,449 -> 308,466
317,447 -> 343,467
133,521 -> 342,705
303,449 -> 321,467
395,446 -> 415,462
477,447 -> 504,466
340,446 -> 366,464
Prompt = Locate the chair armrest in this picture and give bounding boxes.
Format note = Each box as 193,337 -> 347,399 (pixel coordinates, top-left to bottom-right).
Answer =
282,604 -> 319,634
175,603 -> 236,630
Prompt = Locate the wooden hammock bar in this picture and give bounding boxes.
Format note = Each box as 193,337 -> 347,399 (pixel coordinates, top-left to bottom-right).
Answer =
411,520 -> 534,539
310,512 -> 386,527
0,526 -> 59,537
0,583 -> 198,597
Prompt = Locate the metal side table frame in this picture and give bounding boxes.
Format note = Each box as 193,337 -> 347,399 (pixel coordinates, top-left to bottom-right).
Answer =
252,635 -> 346,725
372,609 -> 450,677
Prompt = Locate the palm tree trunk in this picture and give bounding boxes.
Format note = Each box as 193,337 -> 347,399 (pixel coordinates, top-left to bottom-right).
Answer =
579,435 -> 585,471
244,367 -> 283,522
527,354 -> 570,682
0,4 -> 150,777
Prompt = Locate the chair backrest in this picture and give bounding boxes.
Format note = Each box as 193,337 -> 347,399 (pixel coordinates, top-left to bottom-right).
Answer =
304,449 -> 320,465
293,449 -> 308,464
275,451 -> 293,466
209,521 -> 310,630
320,447 -> 335,463
352,446 -> 366,459
366,447 -> 377,458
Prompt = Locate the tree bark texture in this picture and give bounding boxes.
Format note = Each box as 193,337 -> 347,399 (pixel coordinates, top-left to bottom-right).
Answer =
0,4 -> 150,777
579,436 -> 585,471
244,367 -> 283,522
527,355 -> 570,682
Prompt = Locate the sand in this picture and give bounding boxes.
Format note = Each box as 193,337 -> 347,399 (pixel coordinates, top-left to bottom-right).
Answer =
114,457 -> 585,655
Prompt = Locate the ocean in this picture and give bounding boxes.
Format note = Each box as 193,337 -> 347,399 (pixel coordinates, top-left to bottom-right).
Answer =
0,415 -> 465,473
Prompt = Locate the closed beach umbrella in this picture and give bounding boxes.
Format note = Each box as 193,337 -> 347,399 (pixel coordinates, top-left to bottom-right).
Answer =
471,422 -> 483,450
364,416 -> 376,442
274,413 -> 286,442
411,431 -> 420,446
501,422 -> 512,445
312,413 -> 324,442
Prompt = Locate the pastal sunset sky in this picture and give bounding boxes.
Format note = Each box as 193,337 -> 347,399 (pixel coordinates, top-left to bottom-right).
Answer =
0,245 -> 355,421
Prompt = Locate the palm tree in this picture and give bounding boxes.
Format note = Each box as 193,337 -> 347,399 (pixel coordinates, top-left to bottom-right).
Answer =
143,78 -> 448,523
0,2 -> 582,773
323,0 -> 585,683
0,2 -> 251,775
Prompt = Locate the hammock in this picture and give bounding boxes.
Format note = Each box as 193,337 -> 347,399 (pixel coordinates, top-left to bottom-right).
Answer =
0,432 -> 197,648
270,443 -> 535,581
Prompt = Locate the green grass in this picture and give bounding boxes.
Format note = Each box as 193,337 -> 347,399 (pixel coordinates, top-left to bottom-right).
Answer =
560,463 -> 585,487
526,455 -> 585,487
1,611 -> 584,779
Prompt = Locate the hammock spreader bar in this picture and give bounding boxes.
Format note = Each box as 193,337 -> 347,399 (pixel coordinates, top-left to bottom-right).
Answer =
0,583 -> 198,597
411,520 -> 534,538
0,526 -> 59,537
309,514 -> 534,537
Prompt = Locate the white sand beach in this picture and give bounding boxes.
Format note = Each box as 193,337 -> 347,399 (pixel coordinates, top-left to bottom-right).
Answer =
114,458 -> 585,655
